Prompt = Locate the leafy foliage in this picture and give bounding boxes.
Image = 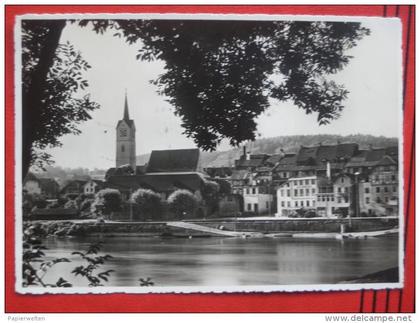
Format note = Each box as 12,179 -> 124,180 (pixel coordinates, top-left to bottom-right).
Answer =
22,225 -> 72,287
130,188 -> 164,220
92,189 -> 122,216
104,19 -> 369,150
22,20 -> 99,173
71,242 -> 114,286
139,277 -> 154,287
167,189 -> 199,219
201,180 -> 220,215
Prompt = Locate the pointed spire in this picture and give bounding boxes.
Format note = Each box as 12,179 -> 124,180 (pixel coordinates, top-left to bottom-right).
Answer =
123,89 -> 130,120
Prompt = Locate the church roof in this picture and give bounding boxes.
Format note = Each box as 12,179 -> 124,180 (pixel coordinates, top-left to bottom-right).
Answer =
106,172 -> 205,193
147,148 -> 200,173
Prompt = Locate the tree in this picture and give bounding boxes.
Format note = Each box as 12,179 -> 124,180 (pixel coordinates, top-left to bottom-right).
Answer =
167,189 -> 199,219
21,20 -> 99,176
21,19 -> 369,176
131,188 -> 164,220
92,189 -> 122,217
111,19 -> 369,150
215,179 -> 232,196
201,180 -> 220,215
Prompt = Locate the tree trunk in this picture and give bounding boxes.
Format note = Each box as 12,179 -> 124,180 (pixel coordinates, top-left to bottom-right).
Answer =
21,20 -> 66,178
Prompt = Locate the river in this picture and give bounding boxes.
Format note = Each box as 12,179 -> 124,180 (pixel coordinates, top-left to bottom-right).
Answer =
39,235 -> 399,287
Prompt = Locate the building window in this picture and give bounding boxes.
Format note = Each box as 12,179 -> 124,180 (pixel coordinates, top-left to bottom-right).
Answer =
305,179 -> 309,185
120,128 -> 127,137
121,145 -> 125,152
280,190 -> 284,197
366,197 -> 370,204
311,179 -> 315,185
306,189 -> 309,196
281,201 -> 285,207
391,175 -> 396,181
376,197 -> 381,203
266,201 -> 269,208
306,200 -> 310,207
252,188 -> 256,194
365,187 -> 370,194
385,197 -> 389,203
384,187 -> 389,193
338,187 -> 342,193
341,178 -> 344,183
287,201 -> 291,207
393,186 -> 397,192
300,201 -> 304,207
254,204 -> 258,213
312,188 -> 316,195
376,187 -> 380,193
300,189 -> 304,196
294,189 -> 298,196
338,197 -> 342,203
247,203 -> 252,211
287,190 -> 290,197
295,201 -> 298,207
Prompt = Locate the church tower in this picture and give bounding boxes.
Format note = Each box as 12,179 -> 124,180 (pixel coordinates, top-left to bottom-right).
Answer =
116,92 -> 136,170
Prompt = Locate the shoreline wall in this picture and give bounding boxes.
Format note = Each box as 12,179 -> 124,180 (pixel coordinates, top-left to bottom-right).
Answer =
25,217 -> 399,237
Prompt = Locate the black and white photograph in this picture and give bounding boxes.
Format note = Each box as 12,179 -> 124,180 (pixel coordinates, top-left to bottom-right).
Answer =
17,14 -> 403,293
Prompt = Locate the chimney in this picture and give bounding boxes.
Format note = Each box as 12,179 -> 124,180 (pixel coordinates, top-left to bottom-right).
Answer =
246,151 -> 251,161
326,161 -> 331,179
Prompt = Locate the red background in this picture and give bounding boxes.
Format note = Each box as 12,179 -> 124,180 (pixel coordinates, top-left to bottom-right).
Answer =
5,5 -> 415,313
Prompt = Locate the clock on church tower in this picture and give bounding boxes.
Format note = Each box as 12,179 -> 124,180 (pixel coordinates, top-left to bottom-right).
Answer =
116,93 -> 136,170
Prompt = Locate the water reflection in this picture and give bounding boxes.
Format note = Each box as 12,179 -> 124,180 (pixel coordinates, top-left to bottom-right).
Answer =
40,236 -> 399,287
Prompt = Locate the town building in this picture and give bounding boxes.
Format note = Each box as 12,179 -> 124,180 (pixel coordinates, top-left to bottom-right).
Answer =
23,173 -> 60,199
276,176 -> 317,217
243,183 -> 273,215
83,179 -> 105,196
60,179 -> 88,197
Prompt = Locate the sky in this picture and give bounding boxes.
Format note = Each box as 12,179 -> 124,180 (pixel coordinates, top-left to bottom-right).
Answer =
39,16 -> 401,170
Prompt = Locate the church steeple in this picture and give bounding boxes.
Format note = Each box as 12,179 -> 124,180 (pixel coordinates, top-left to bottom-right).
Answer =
116,90 -> 136,170
123,89 -> 130,120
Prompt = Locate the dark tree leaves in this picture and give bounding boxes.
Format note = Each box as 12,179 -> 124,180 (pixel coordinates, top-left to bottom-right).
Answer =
105,19 -> 369,151
22,20 -> 99,174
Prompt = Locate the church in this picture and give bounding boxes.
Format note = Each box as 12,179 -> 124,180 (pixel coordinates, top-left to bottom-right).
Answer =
105,94 -> 207,201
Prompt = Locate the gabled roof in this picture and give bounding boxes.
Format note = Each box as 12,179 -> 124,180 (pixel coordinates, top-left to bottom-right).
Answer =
345,146 -> 398,168
296,146 -> 318,164
264,154 -> 284,166
147,148 -> 200,173
107,172 -> 205,193
297,143 -> 358,165
375,155 -> 397,167
230,170 -> 249,180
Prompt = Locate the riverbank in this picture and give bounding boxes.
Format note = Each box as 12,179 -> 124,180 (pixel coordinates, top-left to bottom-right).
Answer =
341,267 -> 399,283
24,217 -> 399,238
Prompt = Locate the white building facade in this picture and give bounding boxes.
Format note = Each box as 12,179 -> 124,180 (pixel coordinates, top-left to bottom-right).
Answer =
243,185 -> 273,215
276,176 -> 317,217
